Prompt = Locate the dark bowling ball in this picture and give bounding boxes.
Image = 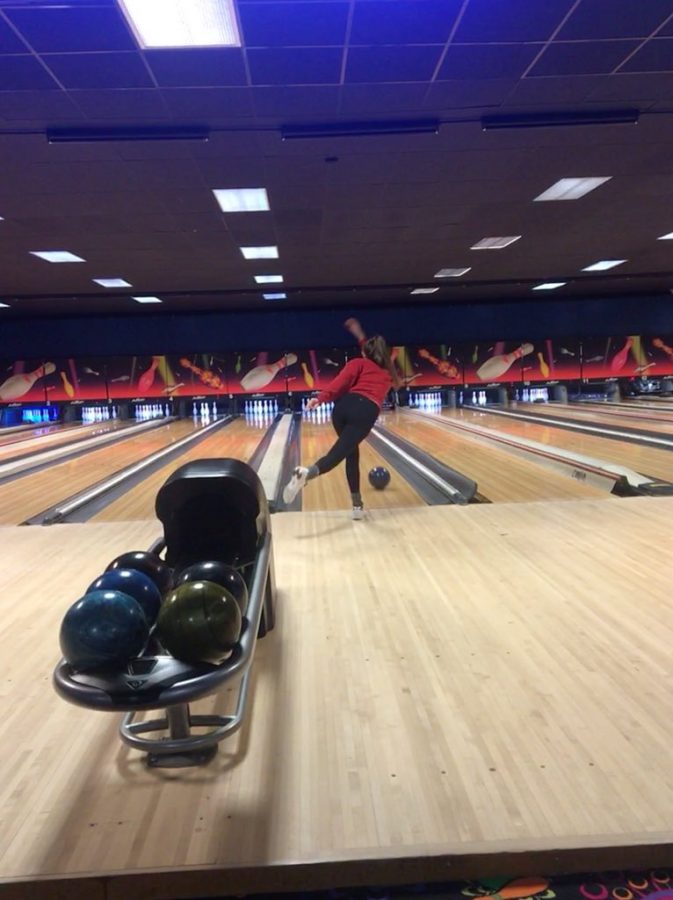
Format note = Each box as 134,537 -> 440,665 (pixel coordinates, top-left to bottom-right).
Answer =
368,466 -> 391,490
156,580 -> 242,665
87,568 -> 162,626
59,590 -> 149,672
174,560 -> 249,617
106,550 -> 172,596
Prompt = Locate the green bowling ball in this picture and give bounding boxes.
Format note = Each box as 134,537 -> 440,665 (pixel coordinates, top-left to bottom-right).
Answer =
156,580 -> 242,665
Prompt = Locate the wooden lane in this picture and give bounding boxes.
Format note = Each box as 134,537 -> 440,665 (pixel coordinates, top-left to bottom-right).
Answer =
0,422 -> 77,447
452,408 -> 673,483
519,402 -> 673,433
385,411 -> 607,502
0,420 -> 129,462
3,500 -> 673,896
300,417 -> 425,511
0,419 -> 199,525
93,417 -> 266,522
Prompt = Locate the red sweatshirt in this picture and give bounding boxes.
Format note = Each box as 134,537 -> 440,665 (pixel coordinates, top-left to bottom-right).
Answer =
316,357 -> 393,409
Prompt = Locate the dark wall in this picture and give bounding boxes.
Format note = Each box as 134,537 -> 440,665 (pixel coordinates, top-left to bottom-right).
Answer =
3,293 -> 671,357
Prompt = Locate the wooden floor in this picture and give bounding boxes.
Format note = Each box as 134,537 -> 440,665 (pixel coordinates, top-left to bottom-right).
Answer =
2,498 -> 673,899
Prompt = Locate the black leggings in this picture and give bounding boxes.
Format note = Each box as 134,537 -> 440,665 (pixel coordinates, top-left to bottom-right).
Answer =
314,393 -> 379,493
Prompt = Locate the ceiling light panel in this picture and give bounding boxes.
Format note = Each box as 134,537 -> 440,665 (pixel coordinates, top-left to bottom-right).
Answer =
30,251 -> 85,263
132,296 -> 162,304
533,282 -> 566,291
263,293 -> 287,300
434,267 -> 471,278
241,246 -> 279,260
471,236 -> 521,250
411,288 -> 439,294
118,0 -> 241,49
93,278 -> 132,288
254,275 -> 284,284
534,177 -> 612,201
582,260 -> 626,272
213,188 -> 270,213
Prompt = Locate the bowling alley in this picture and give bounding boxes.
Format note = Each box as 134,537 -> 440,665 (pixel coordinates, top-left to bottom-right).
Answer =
1,1 -> 673,899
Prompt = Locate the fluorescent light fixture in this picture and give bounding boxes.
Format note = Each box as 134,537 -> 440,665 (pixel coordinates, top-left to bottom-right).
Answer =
132,295 -> 162,304
434,267 -> 471,278
254,275 -> 284,284
471,236 -> 521,250
482,109 -> 639,131
213,188 -> 269,213
93,278 -> 132,288
118,0 -> 241,49
281,119 -> 440,140
534,177 -> 611,201
0,302 -> 9,308
241,246 -> 278,260
582,259 -> 626,272
533,282 -> 566,291
30,250 -> 85,263
263,293 -> 287,300
658,232 -> 673,240
411,287 -> 439,294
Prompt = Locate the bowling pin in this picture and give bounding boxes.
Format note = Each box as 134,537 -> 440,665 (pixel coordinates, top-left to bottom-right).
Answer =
0,362 -> 56,401
240,353 -> 298,391
537,352 -> 550,378
301,362 -> 315,389
476,344 -> 534,381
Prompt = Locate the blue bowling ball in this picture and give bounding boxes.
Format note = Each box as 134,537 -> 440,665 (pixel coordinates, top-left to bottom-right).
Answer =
59,590 -> 149,672
87,568 -> 162,625
368,466 -> 391,490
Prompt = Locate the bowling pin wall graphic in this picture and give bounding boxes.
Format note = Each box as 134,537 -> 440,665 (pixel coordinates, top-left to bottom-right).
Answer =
60,370 -> 75,398
240,353 -> 297,391
137,356 -> 160,394
0,362 -> 55,401
537,352 -> 550,378
301,362 -> 314,389
610,336 -> 633,372
476,344 -> 533,381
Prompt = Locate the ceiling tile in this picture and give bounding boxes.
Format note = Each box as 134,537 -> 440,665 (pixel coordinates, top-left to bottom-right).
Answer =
0,55 -> 59,90
350,1 -> 461,45
248,47 -> 342,84
145,49 -> 247,87
345,46 -> 442,83
620,38 -> 673,73
0,17 -> 28,53
42,53 -> 153,90
240,2 -> 349,46
559,0 -> 673,40
5,6 -> 136,53
454,0 -> 576,42
339,82 -> 428,113
528,40 -> 640,76
437,44 -> 541,80
252,85 -> 340,117
73,89 -> 171,121
161,87 -> 254,118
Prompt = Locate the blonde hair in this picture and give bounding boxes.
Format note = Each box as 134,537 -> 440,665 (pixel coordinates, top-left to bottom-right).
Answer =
362,335 -> 400,387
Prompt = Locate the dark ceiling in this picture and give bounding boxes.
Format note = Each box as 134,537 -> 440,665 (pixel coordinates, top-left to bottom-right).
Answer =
2,0 -> 673,318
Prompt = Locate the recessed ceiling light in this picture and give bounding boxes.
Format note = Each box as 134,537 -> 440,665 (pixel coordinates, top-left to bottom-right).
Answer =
93,278 -> 132,288
658,232 -> 673,240
411,287 -> 439,294
213,188 -> 269,213
263,293 -> 287,300
582,260 -> 626,272
534,177 -> 611,201
0,302 -> 9,308
241,246 -> 279,260
434,267 -> 471,278
118,0 -> 241,49
254,275 -> 284,284
30,250 -> 85,263
533,282 -> 566,291
0,217 -> 4,222
471,236 -> 521,250
132,295 -> 162,304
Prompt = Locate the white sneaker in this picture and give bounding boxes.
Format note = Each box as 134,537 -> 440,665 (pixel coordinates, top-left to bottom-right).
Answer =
352,505 -> 364,521
283,466 -> 309,503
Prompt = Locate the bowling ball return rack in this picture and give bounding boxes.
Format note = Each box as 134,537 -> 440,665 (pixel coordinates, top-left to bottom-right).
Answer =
53,459 -> 277,768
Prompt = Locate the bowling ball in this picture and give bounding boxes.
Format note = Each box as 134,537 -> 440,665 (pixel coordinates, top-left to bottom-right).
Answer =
156,580 -> 242,666
106,550 -> 172,596
59,590 -> 149,672
368,466 -> 391,490
87,568 -> 162,626
174,560 -> 249,617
